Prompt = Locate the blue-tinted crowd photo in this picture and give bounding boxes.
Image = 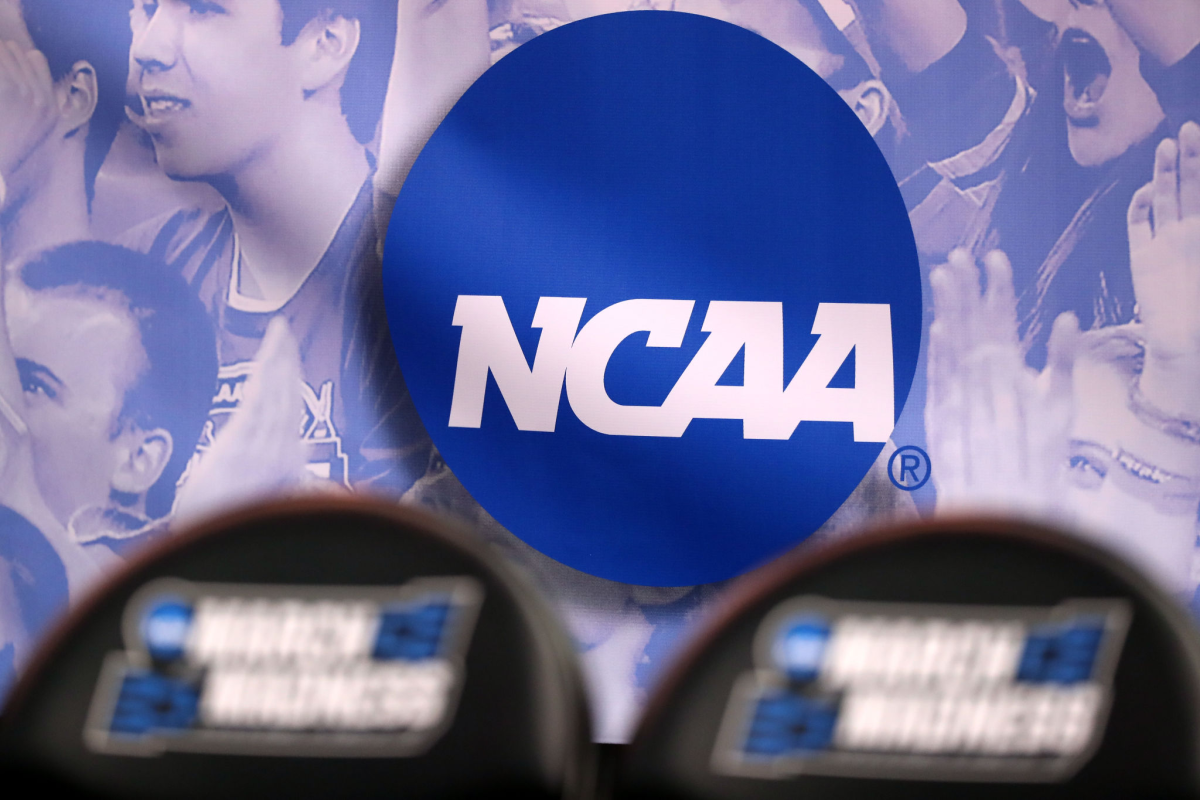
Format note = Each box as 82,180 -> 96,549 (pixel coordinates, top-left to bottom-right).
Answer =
0,0 -> 1197,743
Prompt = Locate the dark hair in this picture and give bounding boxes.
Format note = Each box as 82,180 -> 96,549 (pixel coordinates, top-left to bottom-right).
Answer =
278,0 -> 399,144
20,242 -> 219,519
20,0 -> 132,206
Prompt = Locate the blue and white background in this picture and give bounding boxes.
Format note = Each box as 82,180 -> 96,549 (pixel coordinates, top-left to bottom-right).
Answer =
0,0 -> 1197,744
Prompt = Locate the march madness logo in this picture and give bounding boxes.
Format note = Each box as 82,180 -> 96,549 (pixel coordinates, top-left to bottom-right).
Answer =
382,13 -> 921,586
713,597 -> 1130,782
85,578 -> 482,757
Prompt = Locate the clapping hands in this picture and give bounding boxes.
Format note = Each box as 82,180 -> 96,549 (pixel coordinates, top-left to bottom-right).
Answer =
926,248 -> 1080,515
1128,122 -> 1200,418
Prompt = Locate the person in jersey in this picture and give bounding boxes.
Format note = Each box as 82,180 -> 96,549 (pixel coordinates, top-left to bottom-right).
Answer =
121,0 -> 432,506
0,0 -> 131,263
0,241 -> 217,695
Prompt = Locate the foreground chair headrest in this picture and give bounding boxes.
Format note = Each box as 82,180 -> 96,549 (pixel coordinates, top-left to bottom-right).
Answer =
1,498 -> 593,800
618,517 -> 1200,799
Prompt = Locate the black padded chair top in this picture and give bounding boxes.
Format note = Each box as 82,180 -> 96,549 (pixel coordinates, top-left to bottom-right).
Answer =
1,498 -> 593,800
618,517 -> 1200,799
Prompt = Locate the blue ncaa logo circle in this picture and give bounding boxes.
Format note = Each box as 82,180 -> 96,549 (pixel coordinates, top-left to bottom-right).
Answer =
383,12 -> 921,586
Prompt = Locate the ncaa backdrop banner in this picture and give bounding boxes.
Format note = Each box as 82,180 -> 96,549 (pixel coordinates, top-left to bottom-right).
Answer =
382,11 -> 921,587
0,0 -> 1199,746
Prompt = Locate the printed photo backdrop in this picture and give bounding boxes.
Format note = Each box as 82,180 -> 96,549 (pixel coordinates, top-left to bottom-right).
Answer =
0,0 -> 1198,743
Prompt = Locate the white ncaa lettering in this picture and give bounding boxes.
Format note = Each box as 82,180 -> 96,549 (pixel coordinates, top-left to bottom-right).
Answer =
763,302 -> 894,443
566,299 -> 694,436
449,296 -> 894,442
661,301 -> 784,438
449,296 -> 585,431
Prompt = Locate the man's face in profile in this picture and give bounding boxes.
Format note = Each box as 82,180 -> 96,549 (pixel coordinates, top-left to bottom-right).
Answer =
127,0 -> 306,180
1059,0 -> 1164,167
5,283 -> 147,527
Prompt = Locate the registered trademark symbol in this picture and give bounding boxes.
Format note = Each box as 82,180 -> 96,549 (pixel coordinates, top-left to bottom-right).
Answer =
887,446 -> 930,491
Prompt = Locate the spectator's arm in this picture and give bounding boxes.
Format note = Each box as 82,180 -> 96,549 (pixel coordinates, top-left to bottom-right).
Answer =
1127,123 -> 1200,424
847,0 -> 967,76
375,0 -> 490,205
1108,0 -> 1200,68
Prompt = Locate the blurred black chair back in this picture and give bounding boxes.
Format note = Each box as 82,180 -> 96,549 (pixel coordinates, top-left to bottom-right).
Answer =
1,498 -> 593,799
618,517 -> 1200,799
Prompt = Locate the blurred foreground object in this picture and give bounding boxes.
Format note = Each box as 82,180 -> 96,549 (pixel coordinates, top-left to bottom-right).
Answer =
618,517 -> 1200,799
0,498 -> 594,799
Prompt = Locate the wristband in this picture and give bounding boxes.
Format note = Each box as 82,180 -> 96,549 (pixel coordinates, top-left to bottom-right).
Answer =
1071,439 -> 1200,516
1129,381 -> 1200,446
